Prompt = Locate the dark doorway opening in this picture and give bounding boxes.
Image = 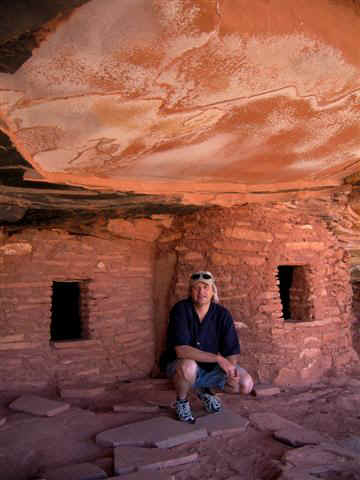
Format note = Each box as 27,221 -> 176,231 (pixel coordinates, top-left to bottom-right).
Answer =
278,266 -> 294,320
351,280 -> 360,357
277,265 -> 312,322
51,281 -> 82,341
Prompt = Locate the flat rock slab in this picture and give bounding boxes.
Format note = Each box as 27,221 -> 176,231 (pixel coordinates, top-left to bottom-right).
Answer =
287,389 -> 337,404
283,443 -> 359,468
249,412 -> 300,432
43,462 -> 107,480
348,378 -> 360,387
279,452 -> 360,480
60,386 -> 106,398
113,404 -> 160,413
9,395 -> 70,417
114,446 -> 198,474
278,467 -> 323,480
108,471 -> 174,480
336,393 -> 360,411
96,416 -> 208,448
253,385 -> 281,396
196,411 -> 249,436
273,427 -> 329,447
338,435 -> 360,453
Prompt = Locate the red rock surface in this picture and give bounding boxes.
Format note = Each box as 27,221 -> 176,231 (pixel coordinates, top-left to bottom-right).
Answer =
0,0 -> 360,200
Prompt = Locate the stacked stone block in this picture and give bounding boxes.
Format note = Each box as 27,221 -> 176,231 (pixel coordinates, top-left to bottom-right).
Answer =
0,227 -> 156,390
157,204 -> 357,385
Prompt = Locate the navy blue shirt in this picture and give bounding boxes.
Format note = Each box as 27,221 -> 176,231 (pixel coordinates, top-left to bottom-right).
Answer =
162,298 -> 240,372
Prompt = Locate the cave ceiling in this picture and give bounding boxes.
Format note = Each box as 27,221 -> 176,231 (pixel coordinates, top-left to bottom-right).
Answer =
1,0 -> 360,226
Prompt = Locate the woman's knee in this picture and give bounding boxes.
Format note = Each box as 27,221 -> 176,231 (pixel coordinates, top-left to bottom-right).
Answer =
175,359 -> 198,383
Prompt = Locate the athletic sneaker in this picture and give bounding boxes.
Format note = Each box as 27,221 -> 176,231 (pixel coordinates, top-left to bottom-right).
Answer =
197,389 -> 222,413
175,398 -> 195,423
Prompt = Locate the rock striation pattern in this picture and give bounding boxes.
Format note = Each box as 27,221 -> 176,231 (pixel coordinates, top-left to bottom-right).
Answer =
1,0 -> 360,198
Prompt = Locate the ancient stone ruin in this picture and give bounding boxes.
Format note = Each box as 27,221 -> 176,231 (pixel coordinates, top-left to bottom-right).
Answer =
0,202 -> 358,391
1,1 -> 360,479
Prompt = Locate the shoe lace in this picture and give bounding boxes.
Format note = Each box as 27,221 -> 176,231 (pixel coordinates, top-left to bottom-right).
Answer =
198,391 -> 222,412
176,400 -> 193,420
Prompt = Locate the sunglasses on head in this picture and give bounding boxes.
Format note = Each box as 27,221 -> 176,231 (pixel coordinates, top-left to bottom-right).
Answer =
191,272 -> 213,281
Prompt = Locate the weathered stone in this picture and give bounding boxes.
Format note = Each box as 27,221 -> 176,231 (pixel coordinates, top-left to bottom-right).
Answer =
299,357 -> 333,384
9,395 -> 70,417
303,336 -> 321,348
277,467 -> 324,480
114,446 -> 198,474
0,242 -> 32,255
0,334 -> 25,343
113,404 -> 160,413
347,378 -> 360,388
225,228 -> 273,242
158,233 -> 182,243
60,386 -> 106,398
93,457 -> 113,475
75,368 -> 101,378
107,219 -> 162,242
339,435 -> 360,453
259,304 -> 282,313
253,385 -> 281,397
273,427 -> 329,447
243,256 -> 265,266
96,416 -> 208,448
43,462 -> 107,480
213,240 -> 259,251
300,348 -> 321,360
286,390 -> 337,404
0,206 -> 27,223
319,441 -> 360,460
234,321 -> 249,330
336,393 -> 360,411
52,340 -> 101,349
211,252 -> 231,265
196,411 -> 249,436
96,261 -> 106,270
183,252 -> 203,262
285,443 -> 359,469
0,342 -> 42,350
150,215 -> 173,229
285,242 -> 324,250
108,471 -> 174,480
249,413 -> 300,432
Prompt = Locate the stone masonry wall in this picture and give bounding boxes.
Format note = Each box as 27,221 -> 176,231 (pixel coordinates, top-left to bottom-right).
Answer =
0,226 -> 157,391
157,204 -> 358,386
1,205 -> 358,391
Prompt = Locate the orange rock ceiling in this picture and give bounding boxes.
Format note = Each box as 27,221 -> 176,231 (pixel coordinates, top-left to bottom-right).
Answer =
1,0 -> 360,200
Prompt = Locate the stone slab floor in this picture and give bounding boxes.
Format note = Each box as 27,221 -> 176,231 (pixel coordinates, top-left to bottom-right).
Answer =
1,374 -> 360,480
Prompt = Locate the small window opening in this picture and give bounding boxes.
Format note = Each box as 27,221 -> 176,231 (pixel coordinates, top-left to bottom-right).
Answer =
352,281 -> 360,318
351,280 -> 360,353
277,265 -> 312,322
51,281 -> 84,341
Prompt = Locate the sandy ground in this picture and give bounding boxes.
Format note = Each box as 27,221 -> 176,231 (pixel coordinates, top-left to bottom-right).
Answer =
1,373 -> 360,480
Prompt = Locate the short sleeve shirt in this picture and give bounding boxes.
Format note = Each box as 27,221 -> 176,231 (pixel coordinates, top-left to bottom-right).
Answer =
162,298 -> 240,371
